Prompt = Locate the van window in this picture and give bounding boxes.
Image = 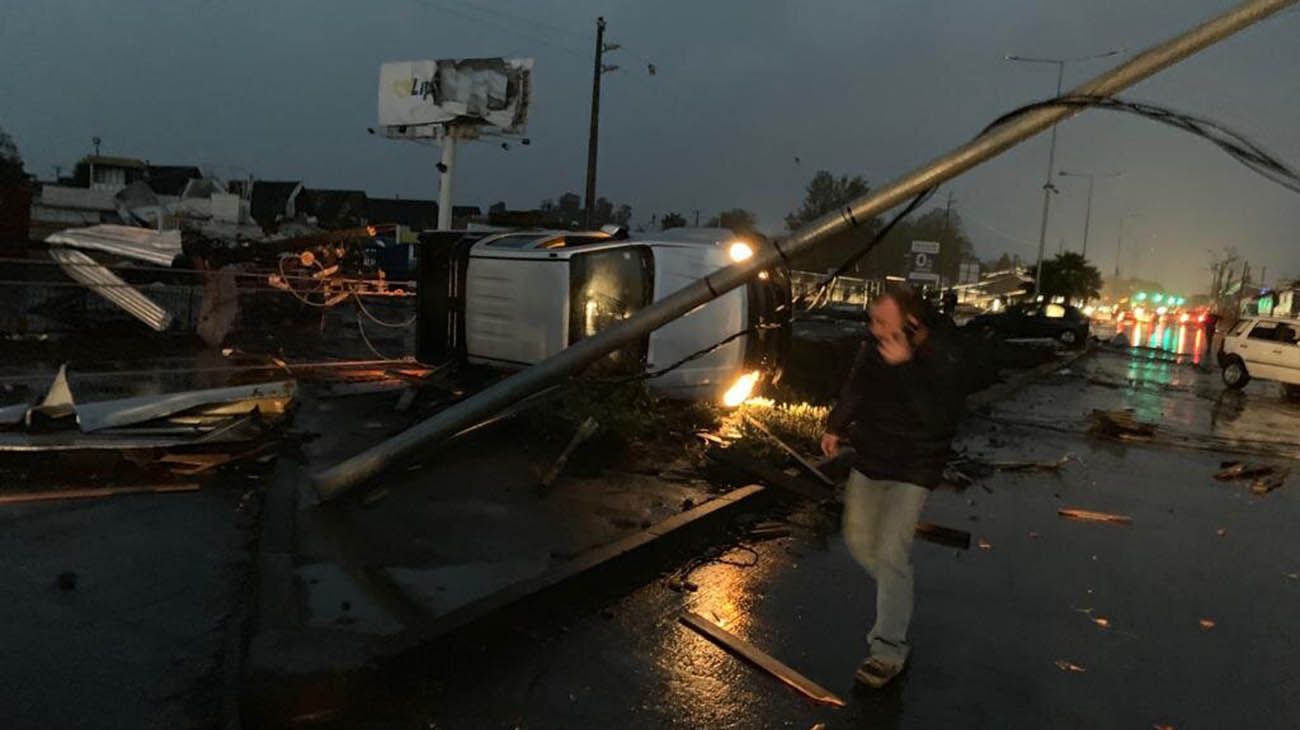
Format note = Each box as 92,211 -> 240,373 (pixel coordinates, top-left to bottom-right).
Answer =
1043,303 -> 1067,318
568,247 -> 654,373
1229,319 -> 1252,336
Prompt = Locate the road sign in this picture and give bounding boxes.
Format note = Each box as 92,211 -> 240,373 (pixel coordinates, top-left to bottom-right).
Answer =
908,240 -> 940,285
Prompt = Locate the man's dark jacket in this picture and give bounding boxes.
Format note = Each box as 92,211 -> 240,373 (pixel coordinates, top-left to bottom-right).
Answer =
825,329 -> 964,488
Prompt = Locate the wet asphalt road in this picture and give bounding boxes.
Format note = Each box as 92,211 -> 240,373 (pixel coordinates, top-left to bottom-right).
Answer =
342,346 -> 1300,730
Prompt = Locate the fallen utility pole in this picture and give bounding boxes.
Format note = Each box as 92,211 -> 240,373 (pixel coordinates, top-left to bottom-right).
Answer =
313,0 -> 1296,501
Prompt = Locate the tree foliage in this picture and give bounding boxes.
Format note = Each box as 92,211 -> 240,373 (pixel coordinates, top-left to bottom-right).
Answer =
1038,252 -> 1102,301
784,171 -> 873,231
537,192 -> 630,228
706,208 -> 757,233
0,125 -> 24,184
660,212 -> 687,230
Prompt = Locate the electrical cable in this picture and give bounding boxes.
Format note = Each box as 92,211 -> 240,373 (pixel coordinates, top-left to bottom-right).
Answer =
351,288 -> 417,328
589,323 -> 780,385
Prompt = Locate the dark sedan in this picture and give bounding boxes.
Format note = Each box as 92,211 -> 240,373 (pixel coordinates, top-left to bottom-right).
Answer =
967,302 -> 1090,347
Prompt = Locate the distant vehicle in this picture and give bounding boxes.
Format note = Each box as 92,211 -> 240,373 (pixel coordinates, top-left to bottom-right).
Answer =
414,227 -> 791,404
1219,315 -> 1300,397
967,302 -> 1091,347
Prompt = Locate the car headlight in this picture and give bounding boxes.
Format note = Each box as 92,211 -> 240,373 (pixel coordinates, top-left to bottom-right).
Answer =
728,241 -> 754,263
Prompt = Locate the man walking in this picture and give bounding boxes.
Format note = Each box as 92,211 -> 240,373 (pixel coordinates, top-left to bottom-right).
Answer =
821,287 -> 963,688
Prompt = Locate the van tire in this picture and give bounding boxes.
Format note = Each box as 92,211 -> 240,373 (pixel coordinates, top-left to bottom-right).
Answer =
1222,357 -> 1250,390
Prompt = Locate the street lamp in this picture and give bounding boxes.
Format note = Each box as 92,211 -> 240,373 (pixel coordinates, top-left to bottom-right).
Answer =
1005,48 -> 1123,294
1114,212 -> 1142,280
1058,169 -> 1123,259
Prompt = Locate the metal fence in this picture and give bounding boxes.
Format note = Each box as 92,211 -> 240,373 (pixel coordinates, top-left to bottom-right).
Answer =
789,270 -> 883,308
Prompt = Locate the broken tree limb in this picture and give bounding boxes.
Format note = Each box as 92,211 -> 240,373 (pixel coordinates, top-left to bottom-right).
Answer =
1058,508 -> 1132,525
741,413 -> 834,487
539,417 -> 599,488
0,483 -> 199,505
985,454 -> 1075,472
679,611 -> 846,708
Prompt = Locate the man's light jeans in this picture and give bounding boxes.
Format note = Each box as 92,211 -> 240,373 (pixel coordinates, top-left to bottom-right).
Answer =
842,469 -> 928,667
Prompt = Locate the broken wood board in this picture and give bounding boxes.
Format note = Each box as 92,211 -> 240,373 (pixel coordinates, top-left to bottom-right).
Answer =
1058,508 -> 1132,525
679,611 -> 846,708
915,522 -> 971,550
985,454 -> 1074,472
741,413 -> 834,487
540,417 -> 600,488
0,483 -> 199,505
707,448 -> 834,502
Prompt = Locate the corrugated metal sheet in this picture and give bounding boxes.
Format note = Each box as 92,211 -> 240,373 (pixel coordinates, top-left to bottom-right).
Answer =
46,224 -> 182,266
48,247 -> 173,331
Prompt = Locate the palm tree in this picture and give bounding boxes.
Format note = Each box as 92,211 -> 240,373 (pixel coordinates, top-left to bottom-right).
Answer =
1038,252 -> 1102,303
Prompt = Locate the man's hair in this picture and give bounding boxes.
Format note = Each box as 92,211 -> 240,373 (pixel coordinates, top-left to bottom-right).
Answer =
877,285 -> 930,324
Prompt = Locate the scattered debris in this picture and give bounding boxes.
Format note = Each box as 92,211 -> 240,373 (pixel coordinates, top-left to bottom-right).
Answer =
540,417 -> 600,488
1154,724 -> 1176,730
1028,530 -> 1040,539
1216,528 -> 1227,538
1213,461 -> 1275,481
1058,508 -> 1133,525
1092,617 -> 1111,629
1284,572 -> 1298,581
0,483 -> 199,505
915,522 -> 971,550
977,538 -> 993,550
1053,659 -> 1087,673
1087,409 -> 1157,440
984,454 -> 1075,472
361,489 -> 389,507
1250,469 -> 1289,495
1199,618 -> 1216,630
741,413 -> 834,486
1214,461 -> 1289,495
679,611 -> 846,708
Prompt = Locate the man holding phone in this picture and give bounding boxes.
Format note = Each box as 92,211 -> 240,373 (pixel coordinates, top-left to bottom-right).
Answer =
821,287 -> 963,688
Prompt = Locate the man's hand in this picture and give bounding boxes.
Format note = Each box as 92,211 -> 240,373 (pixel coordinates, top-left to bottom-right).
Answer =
877,329 -> 914,365
820,432 -> 841,458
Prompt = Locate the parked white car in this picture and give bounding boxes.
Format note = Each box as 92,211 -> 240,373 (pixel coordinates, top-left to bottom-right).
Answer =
1219,315 -> 1300,397
415,227 -> 791,404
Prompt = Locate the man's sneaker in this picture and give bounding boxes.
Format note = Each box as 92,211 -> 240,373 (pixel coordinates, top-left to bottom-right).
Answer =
854,657 -> 904,689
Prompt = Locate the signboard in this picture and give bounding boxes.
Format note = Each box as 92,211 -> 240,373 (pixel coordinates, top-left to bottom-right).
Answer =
379,57 -> 534,135
907,240 -> 940,285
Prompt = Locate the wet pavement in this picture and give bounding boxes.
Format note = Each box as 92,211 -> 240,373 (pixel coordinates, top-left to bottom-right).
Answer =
339,347 -> 1300,729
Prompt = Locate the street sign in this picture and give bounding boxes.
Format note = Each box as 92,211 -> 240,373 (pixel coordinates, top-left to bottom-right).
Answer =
908,240 -> 940,285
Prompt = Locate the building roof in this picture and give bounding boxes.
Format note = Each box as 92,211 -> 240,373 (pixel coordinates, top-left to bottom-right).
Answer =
300,188 -> 368,227
366,197 -> 438,229
250,180 -> 303,225
83,155 -> 147,169
145,165 -> 203,196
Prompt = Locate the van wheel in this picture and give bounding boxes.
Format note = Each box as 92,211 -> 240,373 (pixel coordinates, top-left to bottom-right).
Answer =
1222,357 -> 1250,389
1057,329 -> 1079,347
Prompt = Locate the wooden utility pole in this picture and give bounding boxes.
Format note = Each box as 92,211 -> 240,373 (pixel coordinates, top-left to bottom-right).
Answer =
584,17 -> 618,228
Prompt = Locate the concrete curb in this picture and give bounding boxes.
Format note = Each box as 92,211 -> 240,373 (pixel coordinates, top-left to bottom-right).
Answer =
240,481 -> 778,726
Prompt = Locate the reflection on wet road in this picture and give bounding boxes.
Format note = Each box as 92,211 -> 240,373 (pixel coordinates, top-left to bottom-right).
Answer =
361,347 -> 1300,730
1115,319 -> 1206,363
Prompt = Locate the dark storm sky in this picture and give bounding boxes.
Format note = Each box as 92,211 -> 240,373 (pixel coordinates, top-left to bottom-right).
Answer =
2,0 -> 1296,293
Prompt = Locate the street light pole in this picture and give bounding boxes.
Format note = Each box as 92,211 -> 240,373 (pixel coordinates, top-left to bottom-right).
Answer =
1115,212 -> 1140,280
1059,169 -> 1123,258
1006,49 -> 1122,294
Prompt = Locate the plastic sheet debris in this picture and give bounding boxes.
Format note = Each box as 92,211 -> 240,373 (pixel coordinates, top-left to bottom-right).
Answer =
1053,659 -> 1087,673
1058,508 -> 1133,525
1087,409 -> 1157,440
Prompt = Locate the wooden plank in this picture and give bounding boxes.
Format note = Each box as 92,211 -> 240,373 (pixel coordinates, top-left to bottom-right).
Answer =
915,521 -> 971,549
1057,507 -> 1132,525
679,611 -> 846,708
741,414 -> 835,487
0,483 -> 200,505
